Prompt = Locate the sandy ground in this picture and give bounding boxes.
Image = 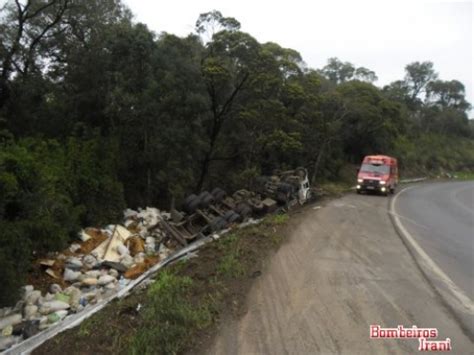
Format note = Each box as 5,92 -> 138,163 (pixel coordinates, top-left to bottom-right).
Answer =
208,192 -> 473,354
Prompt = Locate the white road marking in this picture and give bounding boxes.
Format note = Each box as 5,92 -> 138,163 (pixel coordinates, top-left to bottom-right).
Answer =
391,186 -> 474,314
451,185 -> 474,216
388,210 -> 430,231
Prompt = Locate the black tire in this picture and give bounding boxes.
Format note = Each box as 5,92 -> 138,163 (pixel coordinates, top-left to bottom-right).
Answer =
277,182 -> 294,194
235,202 -> 252,217
198,191 -> 210,200
356,190 -> 361,194
222,210 -> 235,220
211,188 -> 227,202
185,196 -> 201,213
390,186 -> 395,194
227,212 -> 242,224
210,216 -> 228,231
199,192 -> 215,208
211,187 -> 221,196
184,194 -> 197,207
276,191 -> 288,203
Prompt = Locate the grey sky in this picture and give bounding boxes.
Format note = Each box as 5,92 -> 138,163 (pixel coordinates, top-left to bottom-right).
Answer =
124,0 -> 473,116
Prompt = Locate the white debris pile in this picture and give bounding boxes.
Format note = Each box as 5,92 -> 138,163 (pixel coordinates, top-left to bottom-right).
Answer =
0,207 -> 176,352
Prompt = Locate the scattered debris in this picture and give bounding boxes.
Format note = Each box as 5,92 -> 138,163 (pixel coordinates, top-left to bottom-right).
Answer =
2,167 -> 316,353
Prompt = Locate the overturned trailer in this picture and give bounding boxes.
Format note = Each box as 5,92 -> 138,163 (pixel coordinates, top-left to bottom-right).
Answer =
165,167 -> 313,246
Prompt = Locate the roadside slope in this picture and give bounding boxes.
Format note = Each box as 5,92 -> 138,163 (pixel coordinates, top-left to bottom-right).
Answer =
208,193 -> 473,354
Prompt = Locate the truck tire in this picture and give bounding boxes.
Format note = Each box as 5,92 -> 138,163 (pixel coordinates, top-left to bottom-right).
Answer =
277,182 -> 294,194
185,196 -> 201,213
235,202 -> 252,218
198,191 -> 209,200
227,211 -> 242,224
211,188 -> 226,202
199,192 -> 215,208
276,191 -> 288,203
210,216 -> 228,231
222,210 -> 235,220
184,194 -> 197,207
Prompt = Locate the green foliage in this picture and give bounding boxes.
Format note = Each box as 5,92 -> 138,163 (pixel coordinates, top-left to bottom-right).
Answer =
391,133 -> 474,176
454,171 -> 474,181
0,3 -> 472,304
0,138 -> 78,305
215,234 -> 245,278
272,213 -> 289,225
129,271 -> 212,355
0,134 -> 124,305
65,134 -> 125,225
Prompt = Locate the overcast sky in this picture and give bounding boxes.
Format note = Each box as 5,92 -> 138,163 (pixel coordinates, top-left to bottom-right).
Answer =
124,0 -> 473,116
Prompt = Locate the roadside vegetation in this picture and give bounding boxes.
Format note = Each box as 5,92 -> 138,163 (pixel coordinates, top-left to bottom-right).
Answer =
454,171 -> 474,181
35,214 -> 292,355
0,1 -> 473,304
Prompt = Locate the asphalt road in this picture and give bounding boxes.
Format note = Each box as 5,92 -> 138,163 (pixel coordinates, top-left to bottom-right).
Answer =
208,190 -> 473,354
394,181 -> 474,300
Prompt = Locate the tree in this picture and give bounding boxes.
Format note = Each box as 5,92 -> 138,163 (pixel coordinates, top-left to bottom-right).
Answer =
320,57 -> 377,85
354,67 -> 378,83
425,80 -> 470,111
404,61 -> 438,102
0,0 -> 69,109
195,10 -> 240,42
195,12 -> 260,190
336,81 -> 402,161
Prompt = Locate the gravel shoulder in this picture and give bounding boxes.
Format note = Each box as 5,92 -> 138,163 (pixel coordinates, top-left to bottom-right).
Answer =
208,192 -> 473,354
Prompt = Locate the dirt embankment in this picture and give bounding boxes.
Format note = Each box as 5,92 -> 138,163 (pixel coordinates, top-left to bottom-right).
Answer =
208,192 -> 473,354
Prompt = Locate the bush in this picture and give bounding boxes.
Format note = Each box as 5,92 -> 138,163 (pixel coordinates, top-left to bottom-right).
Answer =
0,135 -> 125,306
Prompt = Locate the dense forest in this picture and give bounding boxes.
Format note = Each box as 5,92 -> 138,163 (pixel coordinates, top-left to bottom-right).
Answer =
1,0 -> 473,305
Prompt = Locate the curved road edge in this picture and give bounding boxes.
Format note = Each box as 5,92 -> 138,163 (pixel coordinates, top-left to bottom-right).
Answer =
389,185 -> 474,340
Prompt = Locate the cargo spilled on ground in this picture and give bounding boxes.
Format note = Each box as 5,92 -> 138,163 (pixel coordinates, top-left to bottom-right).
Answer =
0,168 -> 316,352
34,212 -> 297,355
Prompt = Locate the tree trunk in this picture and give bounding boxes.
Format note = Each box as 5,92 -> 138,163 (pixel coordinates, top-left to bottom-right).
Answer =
311,142 -> 326,184
196,152 -> 211,192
